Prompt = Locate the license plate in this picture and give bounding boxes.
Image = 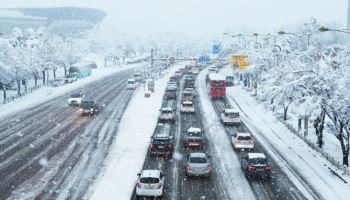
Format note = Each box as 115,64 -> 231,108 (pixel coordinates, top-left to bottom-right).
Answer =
158,146 -> 165,149
256,168 -> 265,171
242,141 -> 249,145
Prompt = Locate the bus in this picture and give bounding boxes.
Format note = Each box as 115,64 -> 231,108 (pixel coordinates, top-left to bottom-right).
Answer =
69,62 -> 93,78
208,74 -> 226,98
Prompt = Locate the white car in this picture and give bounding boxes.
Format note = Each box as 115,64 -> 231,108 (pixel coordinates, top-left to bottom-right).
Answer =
221,109 -> 240,125
180,101 -> 195,113
136,170 -> 165,198
127,78 -> 137,90
184,88 -> 195,97
68,93 -> 84,106
232,132 -> 254,151
64,74 -> 78,83
192,68 -> 200,75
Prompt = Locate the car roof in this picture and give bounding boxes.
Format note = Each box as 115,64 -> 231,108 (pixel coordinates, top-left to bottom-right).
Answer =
185,88 -> 194,90
127,78 -> 135,81
236,132 -> 251,137
189,152 -> 206,158
141,170 -> 160,178
248,153 -> 266,159
182,101 -> 193,105
161,107 -> 173,111
154,133 -> 170,139
225,109 -> 238,113
188,127 -> 201,133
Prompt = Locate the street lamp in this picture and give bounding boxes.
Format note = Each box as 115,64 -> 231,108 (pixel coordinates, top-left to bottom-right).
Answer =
252,33 -> 258,43
319,25 -> 350,34
278,30 -> 311,47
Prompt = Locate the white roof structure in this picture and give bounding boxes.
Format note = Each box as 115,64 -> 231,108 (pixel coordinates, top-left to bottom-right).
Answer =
208,73 -> 225,81
236,132 -> 251,137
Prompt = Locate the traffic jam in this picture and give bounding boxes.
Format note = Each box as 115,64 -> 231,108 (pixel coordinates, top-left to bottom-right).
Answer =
130,60 -> 307,200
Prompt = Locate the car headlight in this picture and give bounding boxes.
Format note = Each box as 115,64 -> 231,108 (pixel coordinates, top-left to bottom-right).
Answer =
80,108 -> 83,112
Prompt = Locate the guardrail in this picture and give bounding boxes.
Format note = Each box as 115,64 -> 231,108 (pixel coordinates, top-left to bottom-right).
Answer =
2,83 -> 44,105
243,86 -> 350,178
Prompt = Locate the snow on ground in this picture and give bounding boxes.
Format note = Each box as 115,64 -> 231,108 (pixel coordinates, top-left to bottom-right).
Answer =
196,68 -> 256,200
0,55 -> 142,120
88,63 -> 183,200
222,79 -> 350,199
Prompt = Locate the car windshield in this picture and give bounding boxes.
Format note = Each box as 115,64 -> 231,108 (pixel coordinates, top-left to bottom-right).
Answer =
81,101 -> 94,108
226,112 -> 239,117
183,103 -> 193,107
237,136 -> 252,140
187,131 -> 202,137
190,157 -> 207,163
154,139 -> 170,145
140,177 -> 159,184
70,94 -> 82,98
212,80 -> 224,87
161,110 -> 172,114
249,158 -> 268,165
183,92 -> 192,96
226,76 -> 234,80
166,88 -> 176,92
127,80 -> 135,84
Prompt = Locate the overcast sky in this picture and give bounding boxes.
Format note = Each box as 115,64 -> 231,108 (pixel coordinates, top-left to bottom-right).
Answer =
1,0 -> 348,36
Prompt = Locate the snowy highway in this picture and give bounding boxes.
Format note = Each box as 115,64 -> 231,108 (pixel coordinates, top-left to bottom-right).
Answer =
0,68 -> 137,199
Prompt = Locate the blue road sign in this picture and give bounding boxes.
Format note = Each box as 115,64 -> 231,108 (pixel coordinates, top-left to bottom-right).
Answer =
212,44 -> 221,54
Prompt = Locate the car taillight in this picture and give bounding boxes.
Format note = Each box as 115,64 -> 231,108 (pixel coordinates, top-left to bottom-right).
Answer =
157,182 -> 162,189
265,166 -> 272,171
248,166 -> 256,171
208,164 -> 213,172
235,140 -> 241,144
149,144 -> 154,148
168,144 -> 173,149
248,140 -> 254,144
186,166 -> 191,171
136,181 -> 142,189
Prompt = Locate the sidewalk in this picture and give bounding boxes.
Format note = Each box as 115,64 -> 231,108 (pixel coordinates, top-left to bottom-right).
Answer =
226,85 -> 350,200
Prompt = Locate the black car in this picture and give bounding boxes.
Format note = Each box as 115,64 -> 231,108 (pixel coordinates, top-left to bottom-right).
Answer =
149,133 -> 174,159
79,100 -> 99,116
241,153 -> 272,179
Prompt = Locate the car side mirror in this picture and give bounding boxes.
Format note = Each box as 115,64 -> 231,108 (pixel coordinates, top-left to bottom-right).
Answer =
137,173 -> 141,176
207,155 -> 211,158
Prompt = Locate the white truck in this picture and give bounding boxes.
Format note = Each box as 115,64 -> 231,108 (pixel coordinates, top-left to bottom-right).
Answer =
68,93 -> 84,106
127,78 -> 137,90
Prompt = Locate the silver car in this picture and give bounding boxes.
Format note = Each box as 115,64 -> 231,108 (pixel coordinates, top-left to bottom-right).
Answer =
185,153 -> 212,177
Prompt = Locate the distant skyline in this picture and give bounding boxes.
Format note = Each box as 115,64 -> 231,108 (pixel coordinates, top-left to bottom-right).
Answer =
1,0 -> 348,36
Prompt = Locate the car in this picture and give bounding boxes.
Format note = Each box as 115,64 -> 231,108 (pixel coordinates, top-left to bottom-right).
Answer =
136,170 -> 165,199
158,107 -> 175,122
226,76 -> 234,86
208,66 -> 217,74
164,87 -> 177,99
149,133 -> 174,158
181,90 -> 194,101
167,81 -> 178,89
232,132 -> 254,151
241,153 -> 272,179
49,78 -> 63,87
64,74 -> 78,83
184,87 -> 196,97
221,109 -> 241,125
133,72 -> 142,81
170,75 -> 179,83
184,127 -> 203,148
192,67 -> 200,75
127,78 -> 137,90
179,68 -> 186,75
175,70 -> 182,77
79,100 -> 98,116
68,93 -> 84,106
185,153 -> 212,177
180,101 -> 195,113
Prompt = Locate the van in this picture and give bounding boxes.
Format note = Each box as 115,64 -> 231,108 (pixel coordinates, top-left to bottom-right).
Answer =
127,78 -> 137,90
